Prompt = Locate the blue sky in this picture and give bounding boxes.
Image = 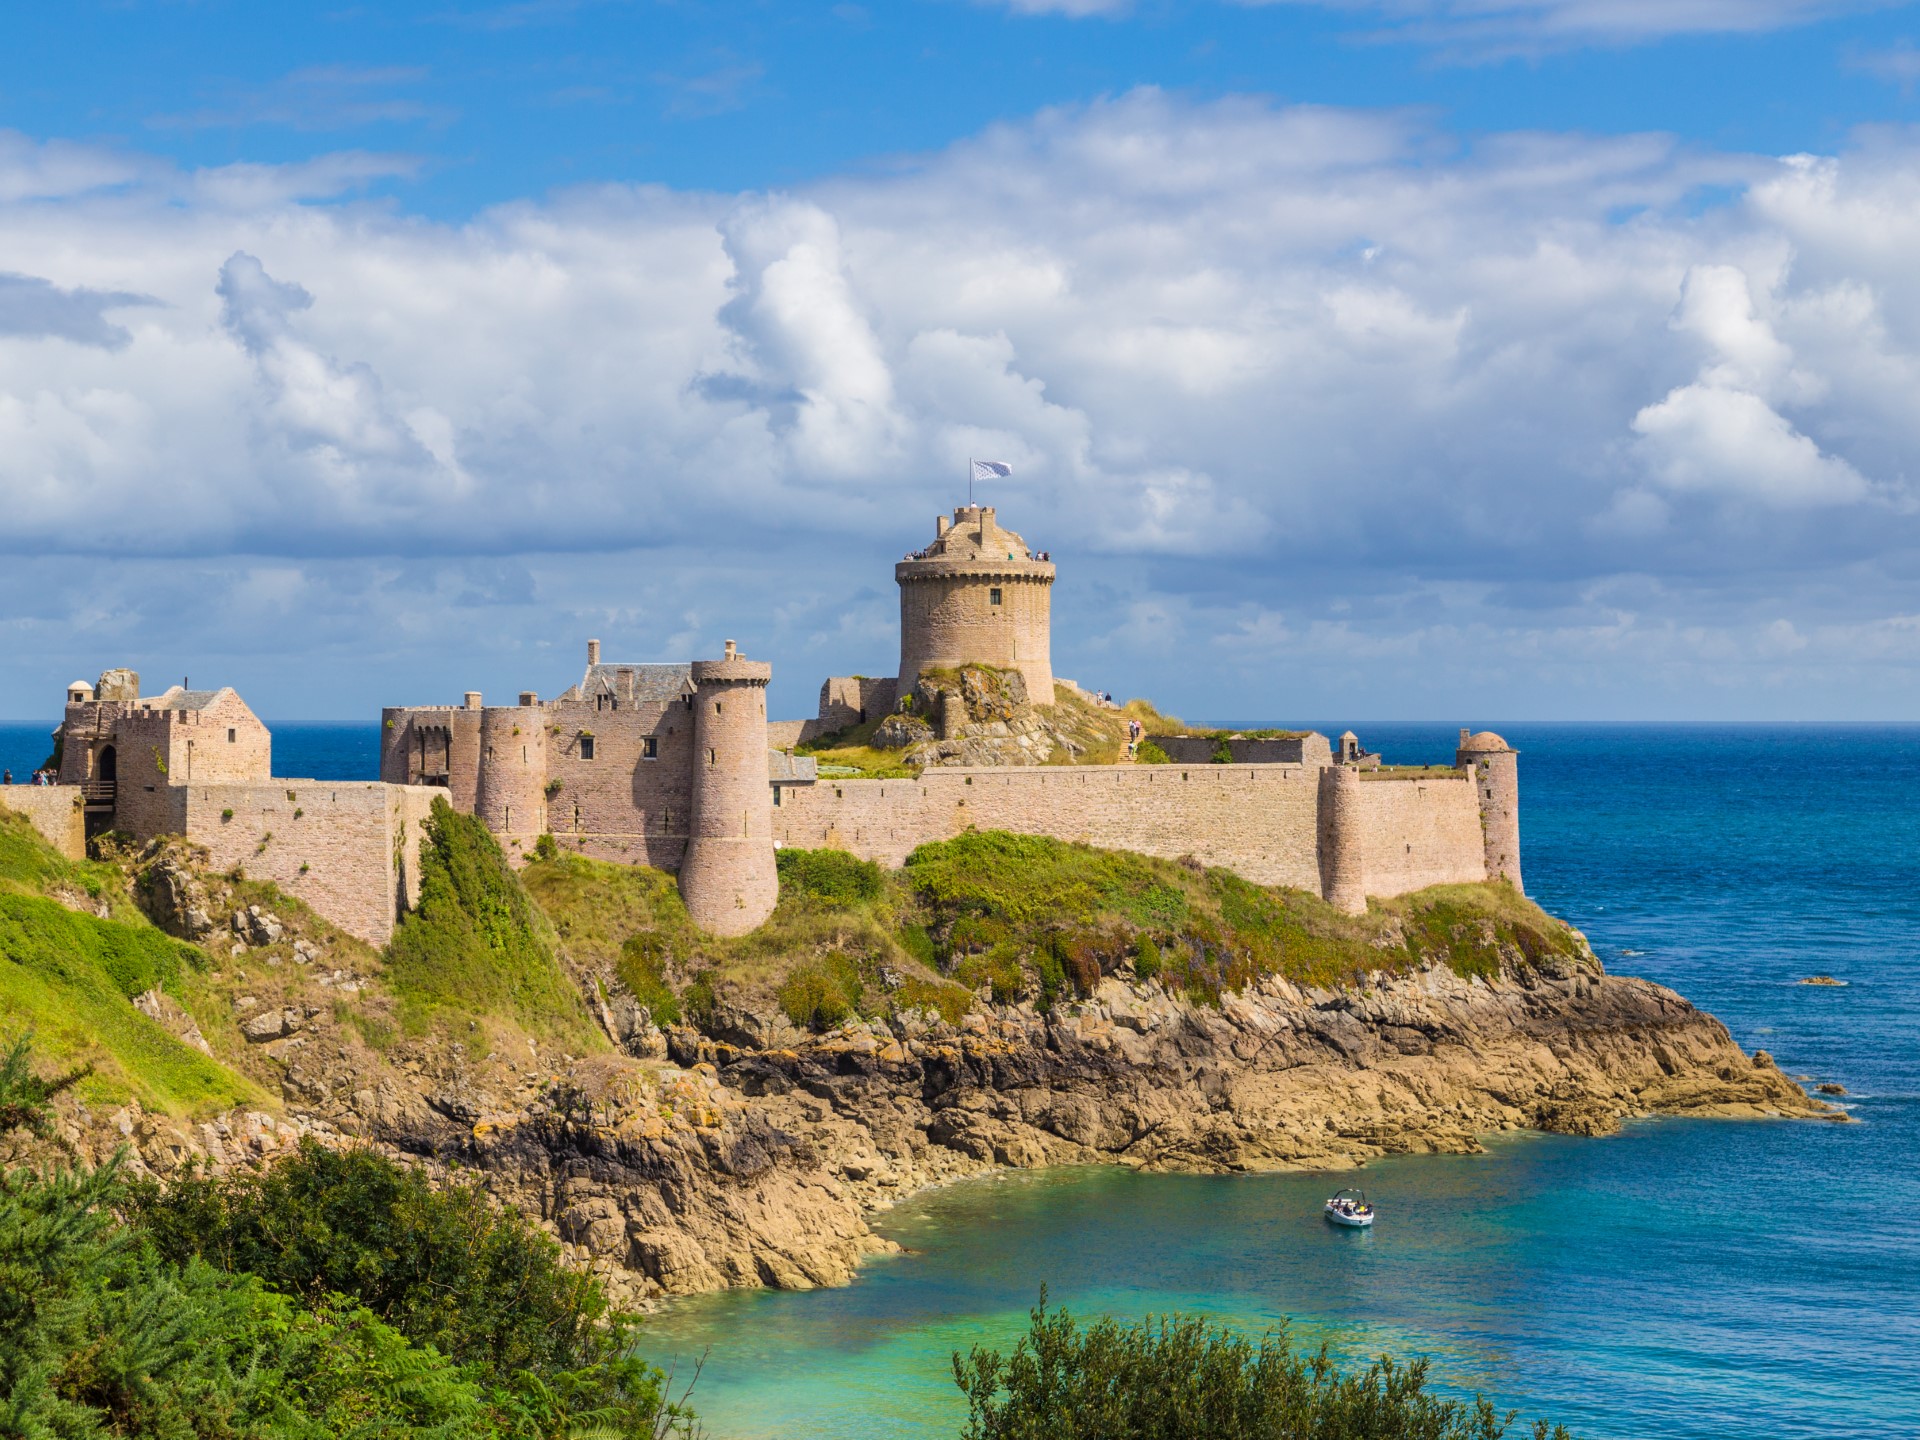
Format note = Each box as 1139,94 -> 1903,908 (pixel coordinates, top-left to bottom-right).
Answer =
13,1 -> 1920,207
9,0 -> 1920,722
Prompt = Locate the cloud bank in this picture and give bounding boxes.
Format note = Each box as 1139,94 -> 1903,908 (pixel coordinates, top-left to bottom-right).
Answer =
6,95 -> 1920,718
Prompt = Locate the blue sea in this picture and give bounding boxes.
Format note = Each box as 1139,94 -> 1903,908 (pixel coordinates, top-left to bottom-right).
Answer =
4,720 -> 1915,1438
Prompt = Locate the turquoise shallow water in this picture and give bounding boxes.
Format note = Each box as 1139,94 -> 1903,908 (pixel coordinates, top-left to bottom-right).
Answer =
4,720 -> 1915,1437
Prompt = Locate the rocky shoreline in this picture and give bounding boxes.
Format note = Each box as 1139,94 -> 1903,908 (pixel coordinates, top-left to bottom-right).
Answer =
36,928 -> 1832,1309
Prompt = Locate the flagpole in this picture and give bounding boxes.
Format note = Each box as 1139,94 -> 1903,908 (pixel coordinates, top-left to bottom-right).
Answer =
968,457 -> 973,507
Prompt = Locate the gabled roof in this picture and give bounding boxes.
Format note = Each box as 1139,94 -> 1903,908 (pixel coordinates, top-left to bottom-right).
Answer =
144,686 -> 234,712
562,663 -> 694,706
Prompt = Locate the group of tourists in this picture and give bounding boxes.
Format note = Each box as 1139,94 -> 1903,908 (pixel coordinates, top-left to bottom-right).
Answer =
1,768 -> 57,786
1125,716 -> 1144,758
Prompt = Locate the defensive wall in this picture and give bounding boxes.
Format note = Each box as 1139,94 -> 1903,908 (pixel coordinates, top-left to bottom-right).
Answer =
176,781 -> 442,947
1152,734 -> 1334,767
770,761 -> 1490,904
0,787 -> 86,860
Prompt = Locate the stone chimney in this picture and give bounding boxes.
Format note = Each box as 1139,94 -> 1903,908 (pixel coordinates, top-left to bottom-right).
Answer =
936,514 -> 951,537
464,691 -> 482,710
587,638 -> 601,666
724,638 -> 739,660
519,691 -> 538,706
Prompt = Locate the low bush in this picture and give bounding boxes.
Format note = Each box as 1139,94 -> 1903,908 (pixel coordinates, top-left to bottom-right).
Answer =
776,847 -> 885,906
3,1133 -> 697,1440
954,1296 -> 1572,1440
776,952 -> 865,1030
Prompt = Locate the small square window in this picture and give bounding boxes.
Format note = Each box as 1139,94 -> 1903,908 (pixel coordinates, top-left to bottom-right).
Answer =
227,728 -> 236,743
642,737 -> 658,759
990,587 -> 1003,606
580,736 -> 596,761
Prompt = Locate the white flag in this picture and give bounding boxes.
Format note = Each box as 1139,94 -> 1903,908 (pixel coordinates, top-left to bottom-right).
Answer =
971,459 -> 1013,482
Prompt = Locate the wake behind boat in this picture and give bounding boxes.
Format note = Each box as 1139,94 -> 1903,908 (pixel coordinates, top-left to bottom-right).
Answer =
1324,1188 -> 1375,1228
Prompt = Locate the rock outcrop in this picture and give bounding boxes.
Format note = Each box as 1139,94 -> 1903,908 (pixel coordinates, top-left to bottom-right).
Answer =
27,865 -> 1833,1309
877,665 -> 1125,768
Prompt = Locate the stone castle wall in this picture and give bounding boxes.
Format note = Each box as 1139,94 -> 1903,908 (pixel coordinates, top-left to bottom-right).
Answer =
1153,734 -> 1335,767
775,764 -> 1326,888
772,762 -> 1489,903
1352,774 -> 1486,895
0,787 -> 86,859
179,780 -> 444,946
897,567 -> 1053,706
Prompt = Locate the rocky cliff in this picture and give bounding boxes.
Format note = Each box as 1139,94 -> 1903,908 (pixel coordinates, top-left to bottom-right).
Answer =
32,860 -> 1831,1306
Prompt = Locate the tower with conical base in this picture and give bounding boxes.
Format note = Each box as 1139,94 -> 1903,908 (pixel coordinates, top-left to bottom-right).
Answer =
678,641 -> 779,936
1456,730 -> 1522,893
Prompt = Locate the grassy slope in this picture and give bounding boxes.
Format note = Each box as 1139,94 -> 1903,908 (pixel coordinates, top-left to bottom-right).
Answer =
0,813 -> 260,1115
525,830 -> 1588,1034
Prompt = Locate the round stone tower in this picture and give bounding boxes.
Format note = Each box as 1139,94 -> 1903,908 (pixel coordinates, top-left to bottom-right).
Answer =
896,505 -> 1055,706
1316,763 -> 1366,915
1456,730 -> 1521,893
475,698 -> 548,853
678,641 -> 779,936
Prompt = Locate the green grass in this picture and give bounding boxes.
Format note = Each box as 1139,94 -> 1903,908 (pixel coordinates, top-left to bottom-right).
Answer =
523,847 -> 973,1032
900,831 -> 1589,1005
0,810 -> 143,922
382,799 -> 604,1051
520,832 -> 1585,1035
0,892 -> 261,1114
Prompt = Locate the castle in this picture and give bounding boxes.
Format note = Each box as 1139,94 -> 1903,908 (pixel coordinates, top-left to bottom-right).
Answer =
7,502 -> 1520,945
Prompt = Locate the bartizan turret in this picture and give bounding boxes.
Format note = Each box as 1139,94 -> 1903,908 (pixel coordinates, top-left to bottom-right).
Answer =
678,641 -> 779,936
475,692 -> 549,855
1316,762 -> 1366,915
896,505 -> 1055,705
1457,729 -> 1521,892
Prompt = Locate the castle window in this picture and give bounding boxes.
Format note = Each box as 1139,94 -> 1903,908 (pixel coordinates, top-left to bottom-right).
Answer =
598,694 -> 609,711
642,737 -> 658,760
708,747 -> 717,766
227,728 -> 236,743
580,736 -> 596,761
990,588 -> 1003,606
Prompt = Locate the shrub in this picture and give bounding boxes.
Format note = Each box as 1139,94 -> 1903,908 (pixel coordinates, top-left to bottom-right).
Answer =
1136,740 -> 1171,765
954,1295 -> 1571,1440
777,952 -> 864,1030
618,930 -> 682,1027
681,971 -> 719,1031
1133,935 -> 1162,982
776,847 -> 885,905
5,1145 -> 695,1440
0,1034 -> 90,1135
532,832 -> 559,862
1211,738 -> 1235,764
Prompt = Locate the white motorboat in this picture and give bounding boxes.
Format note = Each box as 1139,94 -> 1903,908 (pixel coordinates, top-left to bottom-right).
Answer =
1324,1188 -> 1375,1228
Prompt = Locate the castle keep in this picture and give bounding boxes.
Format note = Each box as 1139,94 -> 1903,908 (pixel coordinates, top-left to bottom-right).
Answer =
8,502 -> 1521,943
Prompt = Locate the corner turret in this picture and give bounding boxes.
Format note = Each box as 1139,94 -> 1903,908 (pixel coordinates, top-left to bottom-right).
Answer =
678,641 -> 779,935
1457,729 -> 1521,893
475,694 -> 550,856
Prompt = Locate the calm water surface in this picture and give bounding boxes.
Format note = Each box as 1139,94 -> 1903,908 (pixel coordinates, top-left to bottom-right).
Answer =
3,719 -> 1915,1437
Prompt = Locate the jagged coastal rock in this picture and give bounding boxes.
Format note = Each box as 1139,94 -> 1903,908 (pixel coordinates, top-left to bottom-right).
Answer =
38,908 -> 1829,1305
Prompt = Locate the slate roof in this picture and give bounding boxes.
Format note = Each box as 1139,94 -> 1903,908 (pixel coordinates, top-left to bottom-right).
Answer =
562,663 -> 695,706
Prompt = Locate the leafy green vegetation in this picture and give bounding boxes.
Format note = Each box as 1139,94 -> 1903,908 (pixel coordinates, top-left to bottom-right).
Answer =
0,809 -> 140,922
0,892 -> 260,1115
1,1129 -> 697,1439
526,833 -> 1577,1032
954,1296 -> 1571,1440
384,799 -> 603,1050
1135,739 -> 1172,765
901,832 -> 1586,1005
523,848 -> 971,1033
